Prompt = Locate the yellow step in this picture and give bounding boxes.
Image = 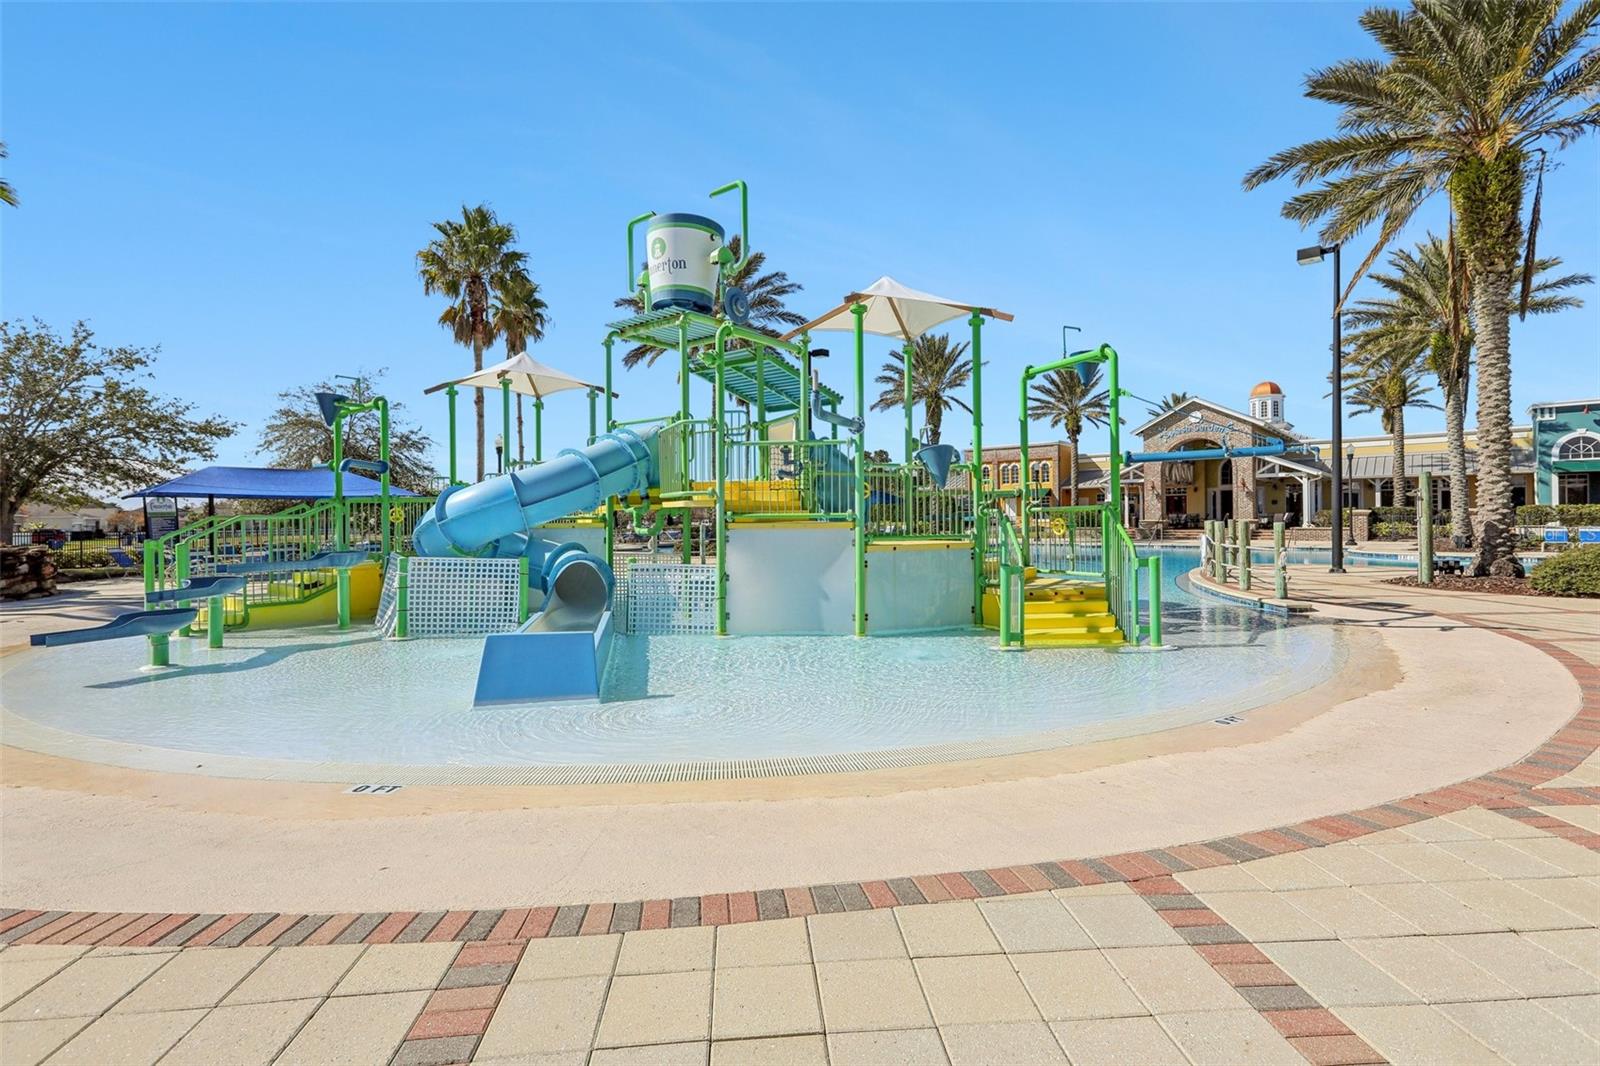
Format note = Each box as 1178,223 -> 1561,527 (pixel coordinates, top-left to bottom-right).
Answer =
982,593 -> 1110,617
1022,628 -> 1126,647
1023,613 -> 1119,633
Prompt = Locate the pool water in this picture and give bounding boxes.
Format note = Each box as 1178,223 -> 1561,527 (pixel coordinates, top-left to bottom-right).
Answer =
1,549 -> 1346,769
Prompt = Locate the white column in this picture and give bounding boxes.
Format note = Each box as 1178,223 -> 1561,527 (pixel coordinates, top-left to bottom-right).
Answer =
1299,476 -> 1313,526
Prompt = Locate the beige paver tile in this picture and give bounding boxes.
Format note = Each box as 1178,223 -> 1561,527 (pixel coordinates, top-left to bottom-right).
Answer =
1261,940 -> 1418,1007
159,997 -> 320,1066
1511,876 -> 1600,924
1174,865 -> 1269,893
0,950 -> 173,1021
471,1052 -> 586,1066
715,918 -> 809,969
1102,946 -> 1247,1014
331,940 -> 457,996
1537,994 -> 1600,1041
938,1021 -> 1067,1065
1156,1008 -> 1305,1065
276,988 -> 427,1065
1012,949 -> 1147,1021
42,1007 -> 205,1066
1333,1003 -> 1506,1065
805,910 -> 906,962
1357,882 -> 1506,935
1438,838 -> 1571,879
222,943 -> 364,1005
826,1027 -> 949,1066
1056,895 -> 1184,948
1436,932 -> 1597,997
590,1042 -> 708,1066
1398,816 -> 1490,843
515,933 -> 621,980
477,976 -> 609,1056
1501,834 -> 1600,876
111,946 -> 270,1013
711,964 -> 820,1040
816,959 -> 932,1032
1434,877 -> 1593,932
915,954 -> 1039,1025
1279,886 -> 1424,938
1522,927 -> 1600,977
0,1017 -> 90,1066
976,897 -> 1092,953
597,971 -> 712,1048
1052,881 -> 1136,899
709,1034 -> 826,1065
1200,890 -> 1335,942
1536,804 -> 1600,833
1362,842 -> 1495,883
1439,807 -> 1545,839
1,954 -> 81,1011
1439,998 -> 1597,1064
616,926 -> 716,975
896,901 -> 1002,957
1049,1016 -> 1186,1065
1232,851 -> 1345,890
1349,936 -> 1517,1003
1302,843 -> 1417,885
0,946 -> 88,962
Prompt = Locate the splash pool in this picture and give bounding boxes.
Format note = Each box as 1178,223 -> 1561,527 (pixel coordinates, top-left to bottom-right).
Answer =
1,549 -> 1348,775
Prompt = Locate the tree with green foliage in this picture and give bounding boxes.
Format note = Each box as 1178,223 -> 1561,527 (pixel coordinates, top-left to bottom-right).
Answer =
611,237 -> 805,368
0,142 -> 16,207
417,204 -> 534,481
489,273 -> 550,463
1345,236 -> 1589,536
871,333 -> 975,446
1243,0 -> 1600,575
1146,391 -> 1193,417
257,369 -> 437,495
0,319 -> 235,539
1342,345 -> 1438,509
1027,364 -> 1110,505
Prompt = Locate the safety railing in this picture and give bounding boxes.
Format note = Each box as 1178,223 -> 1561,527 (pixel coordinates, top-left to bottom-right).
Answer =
348,496 -> 437,555
721,437 -> 856,519
1202,519 -> 1288,599
863,462 -> 974,540
657,418 -> 719,497
1105,520 -> 1162,647
986,504 -> 1027,646
1025,505 -> 1104,578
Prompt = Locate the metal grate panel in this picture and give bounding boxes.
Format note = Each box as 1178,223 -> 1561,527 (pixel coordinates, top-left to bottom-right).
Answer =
619,561 -> 717,635
376,556 -> 522,638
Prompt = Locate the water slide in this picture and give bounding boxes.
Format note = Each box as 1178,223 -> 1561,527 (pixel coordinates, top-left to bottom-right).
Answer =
411,428 -> 660,704
29,575 -> 248,648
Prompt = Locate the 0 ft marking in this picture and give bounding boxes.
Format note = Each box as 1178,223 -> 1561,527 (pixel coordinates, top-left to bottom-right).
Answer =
345,784 -> 404,795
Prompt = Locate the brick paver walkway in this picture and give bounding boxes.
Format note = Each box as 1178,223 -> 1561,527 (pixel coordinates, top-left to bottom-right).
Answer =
1,577 -> 1597,1064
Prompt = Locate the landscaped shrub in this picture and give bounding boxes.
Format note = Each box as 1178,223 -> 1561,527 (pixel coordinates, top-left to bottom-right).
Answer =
53,547 -> 114,569
1372,520 -> 1417,539
1518,503 -> 1600,527
1529,545 -> 1600,597
1310,509 -> 1353,528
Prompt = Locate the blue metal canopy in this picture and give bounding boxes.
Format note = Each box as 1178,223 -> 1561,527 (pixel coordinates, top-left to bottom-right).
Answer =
125,466 -> 417,500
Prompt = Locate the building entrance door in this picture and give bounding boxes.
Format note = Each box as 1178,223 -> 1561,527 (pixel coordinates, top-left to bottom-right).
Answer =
1207,487 -> 1234,520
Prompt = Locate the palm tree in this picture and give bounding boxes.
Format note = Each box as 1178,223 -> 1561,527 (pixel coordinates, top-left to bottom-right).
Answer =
1147,391 -> 1193,417
1242,1 -> 1599,576
417,204 -> 531,481
611,237 -> 805,368
489,274 -> 550,463
0,142 -> 16,207
1343,345 -> 1438,509
870,333 -> 974,446
1026,365 -> 1110,505
1346,235 -> 1589,537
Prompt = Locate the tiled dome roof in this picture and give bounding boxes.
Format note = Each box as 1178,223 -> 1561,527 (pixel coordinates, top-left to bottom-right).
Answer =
1250,381 -> 1283,398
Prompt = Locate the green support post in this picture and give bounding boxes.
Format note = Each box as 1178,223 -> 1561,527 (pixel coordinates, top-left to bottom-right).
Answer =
969,311 -> 984,620
903,340 -> 915,465
1237,519 -> 1251,591
755,348 -> 767,478
587,388 -> 597,445
446,385 -> 459,485
331,405 -> 350,630
534,398 -> 544,463
604,334 -> 617,430
395,555 -> 410,639
1106,345 -> 1122,525
1147,555 -> 1163,647
144,540 -> 168,667
518,555 -> 530,622
379,399 -> 391,557
1274,521 -> 1288,599
714,327 -> 730,635
500,378 -> 512,473
852,304 -> 867,637
207,595 -> 224,648
678,318 -> 692,565
1019,365 -> 1031,563
175,542 -> 191,636
799,332 -> 812,445
998,562 -> 1013,646
1418,471 -> 1434,586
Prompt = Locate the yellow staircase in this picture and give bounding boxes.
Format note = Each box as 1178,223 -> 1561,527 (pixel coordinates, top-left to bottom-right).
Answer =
981,573 -> 1126,647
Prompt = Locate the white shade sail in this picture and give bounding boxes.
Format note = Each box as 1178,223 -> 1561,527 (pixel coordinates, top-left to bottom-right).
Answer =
425,352 -> 609,400
788,275 -> 1013,342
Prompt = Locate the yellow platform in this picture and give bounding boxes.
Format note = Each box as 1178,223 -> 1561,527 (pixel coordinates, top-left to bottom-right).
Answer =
194,560 -> 382,629
980,576 -> 1125,647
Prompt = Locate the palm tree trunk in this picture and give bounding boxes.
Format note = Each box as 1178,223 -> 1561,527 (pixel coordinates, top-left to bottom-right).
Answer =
926,400 -> 941,446
1468,267 -> 1520,575
1444,385 -> 1470,543
1391,406 -> 1407,509
473,339 -> 485,482
1068,438 -> 1079,506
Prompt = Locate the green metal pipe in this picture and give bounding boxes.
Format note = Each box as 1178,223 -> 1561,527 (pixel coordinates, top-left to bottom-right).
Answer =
709,180 -> 749,271
970,311 -> 985,623
446,385 -> 459,485
853,304 -> 867,637
799,332 -> 812,446
1147,555 -> 1163,647
714,325 -> 730,635
626,211 -> 655,299
534,399 -> 544,463
1019,365 -> 1031,563
588,388 -> 597,445
903,341 -> 915,465
500,378 -> 511,474
396,554 -> 410,639
604,334 -> 617,430
518,555 -> 531,622
207,595 -> 224,648
379,398 -> 391,557
1106,346 -> 1122,524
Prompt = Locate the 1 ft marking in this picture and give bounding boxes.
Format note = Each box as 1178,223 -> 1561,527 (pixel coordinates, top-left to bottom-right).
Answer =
1213,715 -> 1243,726
345,784 -> 404,794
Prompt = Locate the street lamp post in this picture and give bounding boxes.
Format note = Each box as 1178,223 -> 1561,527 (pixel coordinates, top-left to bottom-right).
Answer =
1345,445 -> 1358,547
494,433 -> 504,476
1297,243 -> 1345,573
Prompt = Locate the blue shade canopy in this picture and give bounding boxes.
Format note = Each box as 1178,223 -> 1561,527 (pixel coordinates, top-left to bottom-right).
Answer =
125,466 -> 417,500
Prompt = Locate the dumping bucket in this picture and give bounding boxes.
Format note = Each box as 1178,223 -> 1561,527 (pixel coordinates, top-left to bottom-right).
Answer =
647,213 -> 724,313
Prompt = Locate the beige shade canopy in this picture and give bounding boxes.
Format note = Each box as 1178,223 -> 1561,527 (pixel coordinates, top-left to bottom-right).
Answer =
425,352 -> 610,400
788,275 -> 1013,342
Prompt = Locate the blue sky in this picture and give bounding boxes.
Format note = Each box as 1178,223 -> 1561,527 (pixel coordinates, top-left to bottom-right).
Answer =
4,2 -> 1597,481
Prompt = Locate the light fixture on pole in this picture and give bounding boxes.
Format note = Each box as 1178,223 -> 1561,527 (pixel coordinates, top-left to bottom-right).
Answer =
1345,444 -> 1358,547
494,433 -> 504,476
1297,243 -> 1345,573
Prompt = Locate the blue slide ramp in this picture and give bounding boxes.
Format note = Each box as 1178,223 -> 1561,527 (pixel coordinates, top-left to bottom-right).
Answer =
30,608 -> 199,647
411,428 -> 659,704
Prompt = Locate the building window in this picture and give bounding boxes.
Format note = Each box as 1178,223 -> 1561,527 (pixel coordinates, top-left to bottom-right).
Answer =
1164,489 -> 1187,517
981,465 -> 993,483
1558,474 -> 1593,505
1372,479 -> 1394,507
1557,435 -> 1599,461
1029,460 -> 1052,486
1271,400 -> 1281,419
999,463 -> 1019,486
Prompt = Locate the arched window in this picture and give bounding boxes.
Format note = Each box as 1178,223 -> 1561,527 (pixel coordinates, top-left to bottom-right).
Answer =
1218,458 -> 1233,485
999,463 -> 1019,485
1029,461 -> 1053,485
981,465 -> 994,483
1558,435 -> 1600,461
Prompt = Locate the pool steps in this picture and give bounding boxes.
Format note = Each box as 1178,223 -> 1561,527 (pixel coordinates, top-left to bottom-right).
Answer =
980,576 -> 1126,647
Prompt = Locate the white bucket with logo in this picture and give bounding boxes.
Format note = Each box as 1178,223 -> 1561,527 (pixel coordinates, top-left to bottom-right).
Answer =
646,213 -> 724,314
